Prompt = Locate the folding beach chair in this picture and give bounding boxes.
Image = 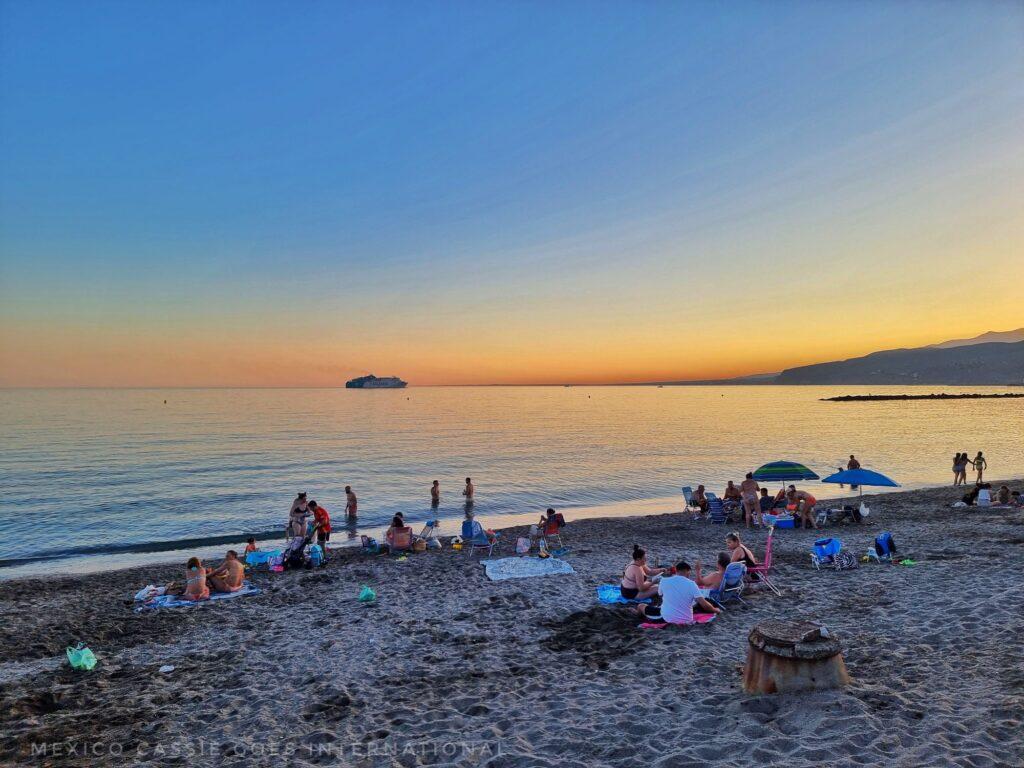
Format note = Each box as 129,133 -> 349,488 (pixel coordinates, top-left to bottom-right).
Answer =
866,531 -> 897,563
810,537 -> 841,569
745,526 -> 782,595
682,486 -> 702,518
708,497 -> 728,525
540,513 -> 566,550
707,562 -> 746,607
461,519 -> 498,558
419,520 -> 441,541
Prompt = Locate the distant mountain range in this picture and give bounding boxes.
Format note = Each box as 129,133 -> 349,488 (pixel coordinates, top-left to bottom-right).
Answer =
639,328 -> 1024,386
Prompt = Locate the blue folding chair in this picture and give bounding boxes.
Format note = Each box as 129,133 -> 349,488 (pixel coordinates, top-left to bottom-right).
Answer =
708,497 -> 728,524
867,532 -> 897,563
707,562 -> 747,606
810,537 -> 842,569
461,519 -> 498,558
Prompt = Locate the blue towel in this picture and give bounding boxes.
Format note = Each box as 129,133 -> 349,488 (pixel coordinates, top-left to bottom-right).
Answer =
597,583 -> 651,605
135,582 -> 260,612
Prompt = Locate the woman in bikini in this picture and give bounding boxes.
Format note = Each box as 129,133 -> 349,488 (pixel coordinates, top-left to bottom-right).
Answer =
726,532 -> 758,567
620,545 -> 666,601
166,557 -> 211,601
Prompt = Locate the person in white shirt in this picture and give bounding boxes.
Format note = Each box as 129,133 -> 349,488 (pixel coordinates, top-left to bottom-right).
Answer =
637,561 -> 720,624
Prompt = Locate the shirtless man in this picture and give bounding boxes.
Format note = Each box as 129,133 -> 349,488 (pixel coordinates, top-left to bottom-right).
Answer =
786,485 -> 818,529
430,480 -> 440,507
208,550 -> 245,593
462,477 -> 475,503
739,473 -> 761,528
345,486 -> 358,518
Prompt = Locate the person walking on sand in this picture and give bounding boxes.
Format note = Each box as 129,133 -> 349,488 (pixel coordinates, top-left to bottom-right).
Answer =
430,480 -> 440,507
972,452 -> 987,483
739,473 -> 761,528
462,477 -> 475,503
345,486 -> 358,518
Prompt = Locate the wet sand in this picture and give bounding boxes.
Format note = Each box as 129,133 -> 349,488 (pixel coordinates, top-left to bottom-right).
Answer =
2,481 -> 1023,767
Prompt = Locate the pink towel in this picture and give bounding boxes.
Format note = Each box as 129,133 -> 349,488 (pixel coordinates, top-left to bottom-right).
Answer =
639,613 -> 716,630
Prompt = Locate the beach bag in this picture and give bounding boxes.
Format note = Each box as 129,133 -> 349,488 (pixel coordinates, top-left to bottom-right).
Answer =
515,537 -> 531,555
412,538 -> 427,553
833,551 -> 859,570
66,644 -> 97,671
358,585 -> 376,603
309,544 -> 324,567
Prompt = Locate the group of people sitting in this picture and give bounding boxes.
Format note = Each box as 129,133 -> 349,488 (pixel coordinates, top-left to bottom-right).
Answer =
690,478 -> 823,529
165,551 -> 245,601
620,533 -> 760,623
962,482 -> 1021,507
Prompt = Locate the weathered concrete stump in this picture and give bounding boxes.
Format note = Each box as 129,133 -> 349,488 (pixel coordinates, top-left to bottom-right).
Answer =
743,619 -> 849,694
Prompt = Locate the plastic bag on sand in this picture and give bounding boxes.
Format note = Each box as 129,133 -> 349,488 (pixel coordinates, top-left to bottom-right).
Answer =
358,585 -> 376,603
66,644 -> 97,671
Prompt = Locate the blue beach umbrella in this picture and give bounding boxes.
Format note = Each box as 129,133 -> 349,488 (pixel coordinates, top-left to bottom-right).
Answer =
821,468 -> 899,496
752,461 -> 820,483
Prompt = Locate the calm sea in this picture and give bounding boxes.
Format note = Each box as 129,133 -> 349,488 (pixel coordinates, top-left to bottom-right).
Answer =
1,386 -> 1021,578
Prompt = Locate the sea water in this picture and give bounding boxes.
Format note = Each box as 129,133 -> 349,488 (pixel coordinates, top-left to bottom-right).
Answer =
1,385 -> 1021,577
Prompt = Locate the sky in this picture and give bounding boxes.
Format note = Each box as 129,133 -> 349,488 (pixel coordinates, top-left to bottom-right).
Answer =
1,1 -> 1022,386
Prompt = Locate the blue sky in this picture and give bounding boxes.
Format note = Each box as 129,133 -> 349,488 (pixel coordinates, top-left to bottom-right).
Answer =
1,2 -> 1022,385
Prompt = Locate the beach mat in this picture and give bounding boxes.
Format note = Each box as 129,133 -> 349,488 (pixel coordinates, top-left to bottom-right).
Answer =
596,584 -> 651,605
483,557 -> 575,581
639,613 -> 717,630
135,582 -> 260,612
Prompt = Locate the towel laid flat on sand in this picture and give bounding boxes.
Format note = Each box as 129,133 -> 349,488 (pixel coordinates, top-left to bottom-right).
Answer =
134,582 -> 260,612
596,584 -> 651,604
639,613 -> 717,630
483,557 -> 575,581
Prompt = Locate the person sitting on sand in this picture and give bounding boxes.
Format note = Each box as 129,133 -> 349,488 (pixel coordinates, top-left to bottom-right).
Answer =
786,485 -> 818,529
637,560 -> 720,624
693,552 -> 732,590
166,557 -> 211,601
207,551 -> 245,593
739,473 -> 761,528
995,485 -> 1011,505
1011,491 -> 1022,507
244,536 -> 258,556
621,545 -> 665,601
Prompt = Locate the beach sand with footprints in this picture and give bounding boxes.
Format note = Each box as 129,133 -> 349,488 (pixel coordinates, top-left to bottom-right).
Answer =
2,481 -> 1023,767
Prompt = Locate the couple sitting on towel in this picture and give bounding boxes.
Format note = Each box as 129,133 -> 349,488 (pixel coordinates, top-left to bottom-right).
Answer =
621,545 -> 720,624
166,551 -> 245,601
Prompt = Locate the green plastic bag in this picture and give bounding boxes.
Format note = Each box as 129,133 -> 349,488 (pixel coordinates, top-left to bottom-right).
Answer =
358,585 -> 376,603
66,644 -> 97,671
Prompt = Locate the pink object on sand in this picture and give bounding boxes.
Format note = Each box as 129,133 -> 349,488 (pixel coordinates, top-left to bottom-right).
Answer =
639,613 -> 716,630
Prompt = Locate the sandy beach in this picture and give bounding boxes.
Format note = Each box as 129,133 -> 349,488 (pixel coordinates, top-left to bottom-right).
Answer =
2,481 -> 1023,767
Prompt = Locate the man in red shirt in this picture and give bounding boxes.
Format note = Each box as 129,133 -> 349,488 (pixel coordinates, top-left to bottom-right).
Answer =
308,500 -> 331,558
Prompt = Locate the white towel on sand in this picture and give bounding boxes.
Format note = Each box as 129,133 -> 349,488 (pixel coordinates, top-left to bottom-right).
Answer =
483,557 -> 575,581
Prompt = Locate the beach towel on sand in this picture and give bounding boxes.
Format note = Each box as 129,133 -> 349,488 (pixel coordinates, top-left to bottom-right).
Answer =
483,557 -> 575,581
597,584 -> 652,605
639,613 -> 716,630
134,582 -> 260,612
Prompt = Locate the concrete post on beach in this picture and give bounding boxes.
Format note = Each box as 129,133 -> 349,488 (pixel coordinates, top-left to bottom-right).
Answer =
743,619 -> 849,695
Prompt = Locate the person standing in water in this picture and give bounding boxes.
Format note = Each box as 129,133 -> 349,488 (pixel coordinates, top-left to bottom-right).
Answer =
846,455 -> 861,490
972,452 -> 987,483
345,486 -> 358,518
430,480 -> 440,507
462,477 -> 474,503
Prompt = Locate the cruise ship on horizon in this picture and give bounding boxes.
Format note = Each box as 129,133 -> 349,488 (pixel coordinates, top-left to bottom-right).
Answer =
345,374 -> 408,389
